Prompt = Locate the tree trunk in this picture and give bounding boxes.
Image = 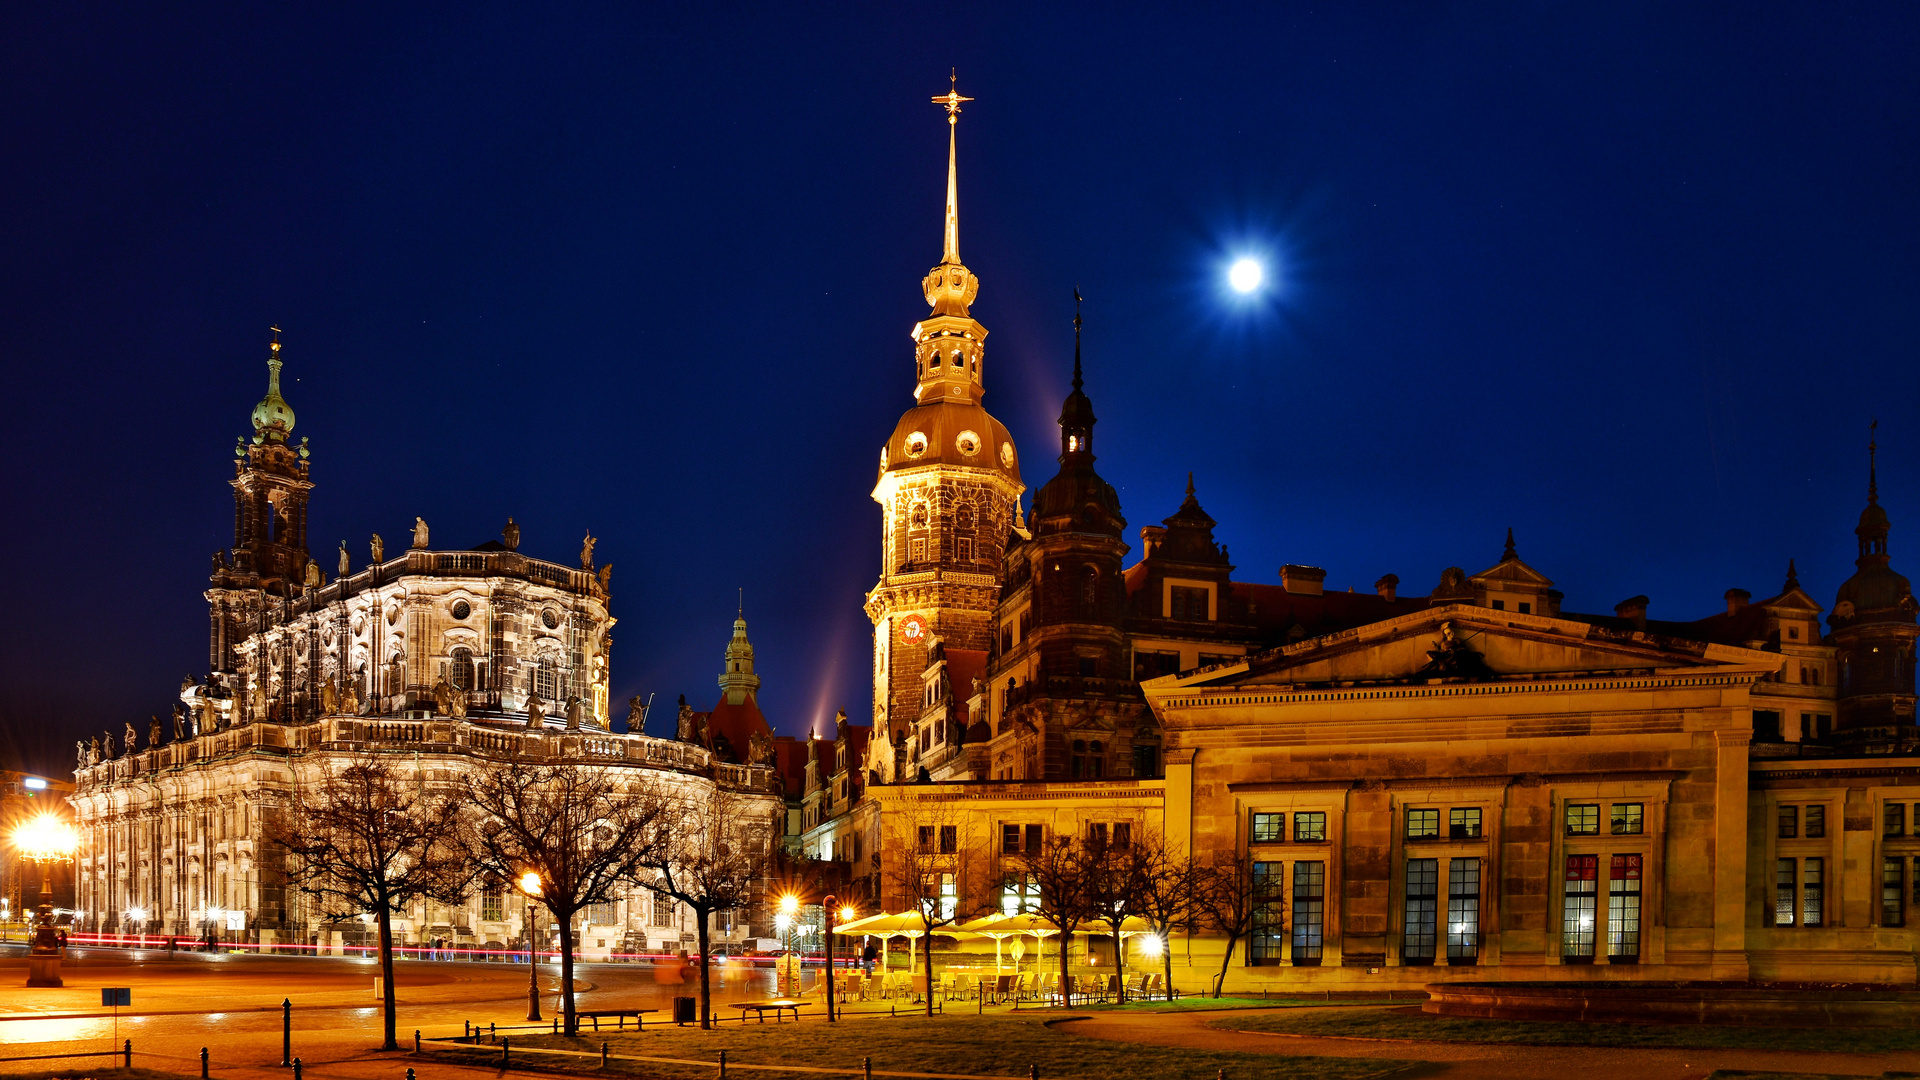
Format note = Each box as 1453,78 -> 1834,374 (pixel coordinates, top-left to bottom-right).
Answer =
1162,927 -> 1176,1002
376,903 -> 399,1050
1213,933 -> 1238,998
695,907 -> 713,1029
1058,932 -> 1073,1007
1114,927 -> 1126,1004
557,908 -> 578,1037
922,928 -> 935,1016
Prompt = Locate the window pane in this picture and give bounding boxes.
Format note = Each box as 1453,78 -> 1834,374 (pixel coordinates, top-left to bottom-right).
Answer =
1407,808 -> 1439,839
1884,857 -> 1906,928
1607,854 -> 1642,960
1563,855 -> 1598,958
1803,858 -> 1823,927
1565,804 -> 1599,836
1291,861 -> 1325,965
1775,858 -> 1795,926
1805,805 -> 1825,839
1250,862 -> 1286,964
1447,858 -> 1480,964
1449,808 -> 1482,839
1294,812 -> 1327,843
1778,806 -> 1798,839
1251,813 -> 1284,843
1403,859 -> 1438,965
1609,803 -> 1643,835
1887,804 -> 1906,838
1003,824 -> 1020,854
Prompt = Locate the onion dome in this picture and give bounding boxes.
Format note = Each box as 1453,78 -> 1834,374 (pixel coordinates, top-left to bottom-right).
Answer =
250,333 -> 296,444
1833,429 -> 1917,627
1030,298 -> 1125,539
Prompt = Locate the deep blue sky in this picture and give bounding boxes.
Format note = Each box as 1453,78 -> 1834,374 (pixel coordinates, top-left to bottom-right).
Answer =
3,4 -> 1917,775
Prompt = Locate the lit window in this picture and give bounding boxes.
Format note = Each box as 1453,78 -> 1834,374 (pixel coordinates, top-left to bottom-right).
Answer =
1251,813 -> 1285,843
1449,808 -> 1482,840
1803,858 -> 1824,927
1403,859 -> 1438,965
1406,808 -> 1440,840
1563,855 -> 1598,960
1608,854 -> 1642,961
1293,812 -> 1327,843
1610,803 -> 1642,835
1775,858 -> 1796,926
1565,804 -> 1600,836
1447,858 -> 1480,964
1291,861 -> 1325,965
1250,862 -> 1285,965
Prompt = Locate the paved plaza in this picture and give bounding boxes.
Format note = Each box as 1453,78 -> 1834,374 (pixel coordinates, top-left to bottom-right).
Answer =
5,947 -> 1920,1079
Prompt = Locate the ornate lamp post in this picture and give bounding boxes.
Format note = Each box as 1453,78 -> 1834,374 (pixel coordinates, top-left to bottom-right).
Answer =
13,814 -> 79,987
518,871 -> 543,1022
823,896 -> 848,1022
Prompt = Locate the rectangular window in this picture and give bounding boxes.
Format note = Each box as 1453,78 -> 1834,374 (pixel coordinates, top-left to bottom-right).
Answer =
1887,804 -> 1906,838
1563,854 -> 1598,960
1490,600 -> 1505,611
1293,812 -> 1327,843
588,901 -> 619,927
1132,650 -> 1181,681
1449,807 -> 1482,840
1087,822 -> 1108,849
1169,585 -> 1210,621
939,825 -> 957,854
1884,858 -> 1906,928
1447,858 -> 1480,964
1112,822 -> 1132,849
1806,805 -> 1826,839
1025,824 -> 1044,855
956,537 -> 974,562
1406,808 -> 1439,840
1775,858 -> 1796,926
480,888 -> 503,923
1002,824 -> 1021,854
1607,854 -> 1642,961
1803,858 -> 1824,927
1518,602 -> 1532,614
1250,862 -> 1286,965
1565,804 -> 1600,836
918,825 -> 935,852
1291,861 -> 1326,965
909,538 -> 926,564
1754,710 -> 1783,741
1251,812 -> 1285,843
1610,803 -> 1643,835
1018,610 -> 1032,641
650,892 -> 677,927
1001,624 -> 1013,654
1403,858 -> 1438,965
1779,806 -> 1798,839
1132,744 -> 1159,778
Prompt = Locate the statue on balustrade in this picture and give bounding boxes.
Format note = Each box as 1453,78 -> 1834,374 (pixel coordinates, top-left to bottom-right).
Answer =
580,532 -> 596,569
76,740 -> 88,770
749,728 -> 773,766
172,704 -> 188,741
626,695 -> 647,735
149,715 -> 162,748
341,673 -> 363,716
370,533 -> 385,563
88,736 -> 100,764
304,560 -> 322,587
103,731 -> 116,758
503,517 -> 520,551
432,679 -> 453,717
321,677 -> 339,716
338,541 -> 350,578
525,693 -> 545,728
412,517 -> 430,550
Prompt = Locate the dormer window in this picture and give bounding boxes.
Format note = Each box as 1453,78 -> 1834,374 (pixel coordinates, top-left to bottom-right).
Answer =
1789,626 -> 1800,640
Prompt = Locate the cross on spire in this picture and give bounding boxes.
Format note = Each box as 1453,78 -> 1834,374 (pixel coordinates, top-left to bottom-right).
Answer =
932,73 -> 972,265
1072,288 -> 1084,391
1870,417 -> 1880,505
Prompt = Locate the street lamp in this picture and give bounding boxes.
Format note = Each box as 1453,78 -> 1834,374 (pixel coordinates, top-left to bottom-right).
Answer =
518,871 -> 543,1021
12,813 -> 79,987
822,895 -> 841,1022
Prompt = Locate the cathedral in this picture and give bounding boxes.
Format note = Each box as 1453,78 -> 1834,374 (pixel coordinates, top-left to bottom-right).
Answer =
800,85 -> 1920,989
67,336 -> 784,957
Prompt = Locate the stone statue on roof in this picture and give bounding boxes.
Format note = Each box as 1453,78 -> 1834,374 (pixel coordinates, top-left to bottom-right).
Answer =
749,728 -> 773,766
580,532 -> 596,569
150,715 -> 162,748
432,679 -> 453,717
526,693 -> 545,728
172,704 -> 187,741
76,740 -> 88,770
322,677 -> 339,716
412,517 -> 430,550
103,731 -> 117,759
504,517 -> 520,551
626,695 -> 646,734
304,560 -> 322,587
370,533 -> 385,563
338,541 -> 350,578
89,736 -> 100,764
598,564 -> 612,589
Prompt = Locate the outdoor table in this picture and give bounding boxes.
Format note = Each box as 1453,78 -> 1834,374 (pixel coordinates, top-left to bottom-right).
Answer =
731,999 -> 806,1023
576,1008 -> 656,1031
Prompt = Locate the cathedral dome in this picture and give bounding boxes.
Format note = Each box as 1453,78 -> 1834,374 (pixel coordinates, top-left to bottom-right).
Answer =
1835,562 -> 1915,624
878,401 -> 1021,487
1031,460 -> 1124,538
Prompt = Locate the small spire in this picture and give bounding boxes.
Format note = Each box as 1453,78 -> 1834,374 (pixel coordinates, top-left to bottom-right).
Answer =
1071,288 -> 1084,391
1502,526 -> 1517,562
738,586 -> 743,617
1186,472 -> 1195,497
1785,558 -> 1799,590
932,72 -> 972,266
1869,418 -> 1879,505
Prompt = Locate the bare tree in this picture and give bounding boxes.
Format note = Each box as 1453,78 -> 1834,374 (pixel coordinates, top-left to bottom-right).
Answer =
1194,854 -> 1283,998
641,786 -> 777,1029
1127,831 -> 1205,1001
462,758 -> 670,1036
1080,829 -> 1142,1002
1016,834 -> 1097,1007
271,755 -> 472,1049
883,804 -> 983,1015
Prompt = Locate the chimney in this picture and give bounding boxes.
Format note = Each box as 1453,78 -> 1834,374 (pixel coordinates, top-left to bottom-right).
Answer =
1280,565 -> 1327,596
1375,574 -> 1399,601
1724,588 -> 1752,616
1614,595 -> 1649,630
1546,589 -> 1564,616
1139,525 -> 1167,559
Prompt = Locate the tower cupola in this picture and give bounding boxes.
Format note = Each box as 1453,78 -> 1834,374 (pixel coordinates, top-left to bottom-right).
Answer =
250,331 -> 296,444
718,604 -> 762,706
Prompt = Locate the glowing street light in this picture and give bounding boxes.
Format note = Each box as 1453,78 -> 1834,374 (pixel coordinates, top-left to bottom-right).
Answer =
1227,257 -> 1264,294
11,813 -> 79,987
518,871 -> 543,1021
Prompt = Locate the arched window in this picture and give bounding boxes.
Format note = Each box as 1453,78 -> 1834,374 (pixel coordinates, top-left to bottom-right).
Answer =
385,652 -> 405,697
1081,564 -> 1100,608
449,647 -> 474,691
535,656 -> 560,701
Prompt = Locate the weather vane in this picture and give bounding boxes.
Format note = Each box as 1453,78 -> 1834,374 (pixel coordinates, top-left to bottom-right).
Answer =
932,69 -> 972,124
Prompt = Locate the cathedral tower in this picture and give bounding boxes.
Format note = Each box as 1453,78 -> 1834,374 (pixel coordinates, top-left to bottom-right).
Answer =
207,331 -> 315,674
1831,429 -> 1919,750
866,80 -> 1024,750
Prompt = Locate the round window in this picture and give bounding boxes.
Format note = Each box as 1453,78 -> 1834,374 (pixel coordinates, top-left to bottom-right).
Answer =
903,431 -> 929,458
999,442 -> 1015,468
542,608 -> 561,630
451,600 -> 471,621
955,430 -> 981,456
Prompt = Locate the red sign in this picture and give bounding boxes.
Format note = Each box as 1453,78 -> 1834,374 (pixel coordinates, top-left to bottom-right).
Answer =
899,614 -> 929,645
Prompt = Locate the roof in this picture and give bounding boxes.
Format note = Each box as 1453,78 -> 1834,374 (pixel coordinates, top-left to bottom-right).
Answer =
705,693 -> 772,765
877,400 -> 1022,488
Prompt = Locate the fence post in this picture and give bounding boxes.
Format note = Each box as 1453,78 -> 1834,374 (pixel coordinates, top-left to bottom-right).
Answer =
407,1070 -> 416,1080
601,1042 -> 609,1069
282,998 -> 292,1067
414,1030 -> 421,1054
718,1048 -> 727,1079
491,1022 -> 497,1040
552,1017 -> 559,1035
864,1056 -> 872,1080
125,1040 -> 133,1069
200,1047 -> 209,1079
292,1057 -> 303,1080
503,1038 -> 510,1067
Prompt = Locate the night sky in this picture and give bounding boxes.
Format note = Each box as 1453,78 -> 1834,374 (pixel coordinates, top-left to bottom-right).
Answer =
3,5 -> 1916,776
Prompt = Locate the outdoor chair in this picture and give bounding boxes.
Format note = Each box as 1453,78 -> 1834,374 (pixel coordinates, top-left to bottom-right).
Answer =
1124,974 -> 1148,999
1015,972 -> 1036,1000
841,973 -> 864,1001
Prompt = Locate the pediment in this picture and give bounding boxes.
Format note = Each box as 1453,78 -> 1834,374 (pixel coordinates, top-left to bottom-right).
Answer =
1470,555 -> 1554,589
1149,603 -> 1777,693
1759,585 -> 1824,615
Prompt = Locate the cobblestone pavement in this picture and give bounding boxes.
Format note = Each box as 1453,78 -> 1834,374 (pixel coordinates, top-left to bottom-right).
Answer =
1054,1005 -> 1920,1080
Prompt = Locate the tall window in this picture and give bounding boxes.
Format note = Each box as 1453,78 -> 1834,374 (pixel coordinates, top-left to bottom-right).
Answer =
1806,805 -> 1825,838
1169,585 -> 1209,621
480,884 -> 504,922
1002,824 -> 1022,854
957,537 -> 975,562
1449,808 -> 1482,840
1024,825 -> 1044,855
1563,854 -> 1598,960
449,647 -> 474,691
1802,858 -> 1824,927
1112,822 -> 1132,849
1086,822 -> 1108,849
1884,857 -> 1906,928
1291,861 -> 1325,965
588,901 -> 619,926
1403,859 -> 1438,965
1406,808 -> 1439,840
1131,744 -> 1159,778
939,825 -> 957,854
1250,862 -> 1285,965
1607,854 -> 1642,961
534,657 -> 559,701
1446,858 -> 1480,964
1775,858 -> 1796,926
651,892 -> 677,926
909,538 -> 926,563
1001,872 -> 1040,915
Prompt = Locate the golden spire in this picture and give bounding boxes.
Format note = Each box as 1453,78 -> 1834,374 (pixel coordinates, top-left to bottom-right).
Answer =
932,71 -> 971,266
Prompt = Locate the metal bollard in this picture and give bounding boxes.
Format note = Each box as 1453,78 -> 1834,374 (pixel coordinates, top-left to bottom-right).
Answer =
465,1020 -> 471,1040
125,1040 -> 133,1070
283,999 -> 292,1067
407,1070 -> 416,1080
718,1049 -> 727,1079
414,1030 -> 421,1054
490,1022 -> 497,1040
502,1037 -> 510,1066
601,1042 -> 609,1069
201,1047 -> 209,1079
552,1017 -> 559,1035
864,1056 -> 872,1080
293,1058 -> 303,1080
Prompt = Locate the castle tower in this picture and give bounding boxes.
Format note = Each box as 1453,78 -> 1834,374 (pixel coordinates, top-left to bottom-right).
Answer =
717,606 -> 762,706
865,79 -> 1024,750
1831,428 -> 1919,750
207,331 -> 315,673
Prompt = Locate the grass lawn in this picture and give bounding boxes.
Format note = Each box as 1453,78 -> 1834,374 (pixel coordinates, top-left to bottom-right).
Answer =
1216,1006 -> 1920,1054
428,1013 -> 1417,1080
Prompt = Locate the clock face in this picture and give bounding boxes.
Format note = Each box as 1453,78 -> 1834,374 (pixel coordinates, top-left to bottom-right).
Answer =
899,614 -> 929,645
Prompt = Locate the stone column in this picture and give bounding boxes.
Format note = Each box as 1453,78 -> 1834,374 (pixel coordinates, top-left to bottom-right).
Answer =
1498,775 -> 1551,964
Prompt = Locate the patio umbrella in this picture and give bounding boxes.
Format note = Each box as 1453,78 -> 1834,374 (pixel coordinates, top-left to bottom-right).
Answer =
836,911 -> 978,974
964,912 -> 1060,972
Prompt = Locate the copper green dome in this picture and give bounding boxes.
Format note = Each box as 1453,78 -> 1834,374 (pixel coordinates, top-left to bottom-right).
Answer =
250,340 -> 295,444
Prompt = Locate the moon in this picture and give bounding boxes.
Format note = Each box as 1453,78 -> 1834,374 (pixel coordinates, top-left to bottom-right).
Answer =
1228,258 -> 1263,294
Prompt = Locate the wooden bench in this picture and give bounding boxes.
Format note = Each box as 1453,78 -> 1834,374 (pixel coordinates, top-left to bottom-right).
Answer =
730,1000 -> 805,1023
576,1008 -> 656,1031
